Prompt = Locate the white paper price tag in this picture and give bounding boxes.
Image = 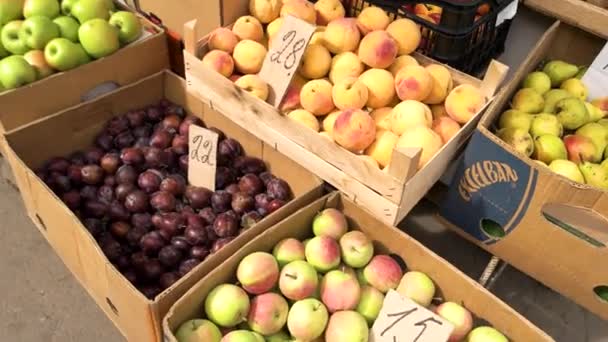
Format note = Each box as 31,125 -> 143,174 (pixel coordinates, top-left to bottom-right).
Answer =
496,0 -> 518,27
188,125 -> 218,190
370,290 -> 454,342
259,15 -> 315,107
582,42 -> 608,100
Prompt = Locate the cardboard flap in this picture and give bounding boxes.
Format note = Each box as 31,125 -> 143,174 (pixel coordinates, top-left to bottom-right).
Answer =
541,203 -> 608,246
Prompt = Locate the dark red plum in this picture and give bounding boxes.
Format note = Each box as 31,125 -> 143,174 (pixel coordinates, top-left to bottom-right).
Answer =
231,192 -> 255,214
158,245 -> 183,267
224,183 -> 239,196
120,148 -> 144,166
84,200 -> 107,218
241,211 -> 262,229
115,255 -> 131,271
266,178 -> 292,201
47,173 -> 71,193
171,236 -> 191,253
150,191 -> 176,212
234,156 -> 266,175
110,221 -> 130,239
160,174 -> 186,196
61,190 -> 81,210
258,171 -> 276,186
213,213 -> 238,238
140,231 -> 165,256
178,155 -> 188,172
185,186 -> 212,209
126,226 -> 148,248
161,114 -> 182,133
185,212 -> 205,229
140,285 -> 162,299
138,171 -> 162,193
104,175 -> 117,187
115,183 -> 136,201
238,174 -> 264,196
178,258 -> 201,277
267,199 -> 286,214
95,132 -> 114,151
97,185 -> 114,203
85,148 -> 104,164
130,252 -> 148,272
106,116 -> 129,135
83,218 -> 104,237
114,131 -> 135,149
165,104 -> 185,117
47,157 -> 70,173
211,190 -> 232,213
133,123 -> 152,139
131,213 -> 153,229
123,269 -> 138,284
179,115 -> 203,136
160,272 -> 180,290
140,259 -> 164,282
205,225 -> 218,241
116,165 -> 137,185
126,110 -> 146,127
150,130 -> 173,149
80,185 -> 98,201
144,147 -> 170,169
199,207 -> 216,226
190,246 -> 210,260
135,137 -> 150,148
184,225 -> 207,246
254,193 -> 271,214
81,165 -> 104,185
217,138 -> 243,166
124,190 -> 149,213
69,151 -> 86,166
146,105 -> 163,122
171,135 -> 188,155
109,201 -> 130,221
211,237 -> 234,253
215,166 -> 236,189
156,212 -> 185,236
101,239 -> 122,262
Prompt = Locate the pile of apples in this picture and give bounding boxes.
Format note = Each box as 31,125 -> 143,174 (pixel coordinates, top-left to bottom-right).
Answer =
175,208 -> 509,342
0,0 -> 142,90
496,59 -> 608,189
201,0 -> 487,171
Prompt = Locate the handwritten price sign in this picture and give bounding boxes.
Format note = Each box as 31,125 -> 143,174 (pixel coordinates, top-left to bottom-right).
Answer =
188,125 -> 219,190
581,42 -> 608,100
259,15 -> 315,107
370,290 -> 454,342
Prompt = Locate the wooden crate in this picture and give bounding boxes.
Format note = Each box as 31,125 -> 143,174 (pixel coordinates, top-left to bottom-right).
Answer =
524,0 -> 608,39
182,17 -> 507,225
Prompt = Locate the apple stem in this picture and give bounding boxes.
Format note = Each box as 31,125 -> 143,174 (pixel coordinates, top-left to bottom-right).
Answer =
285,273 -> 297,280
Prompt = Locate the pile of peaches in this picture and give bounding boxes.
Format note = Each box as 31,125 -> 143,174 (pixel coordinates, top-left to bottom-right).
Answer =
201,0 -> 486,171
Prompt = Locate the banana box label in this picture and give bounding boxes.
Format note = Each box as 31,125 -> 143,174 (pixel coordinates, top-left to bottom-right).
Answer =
440,131 -> 539,244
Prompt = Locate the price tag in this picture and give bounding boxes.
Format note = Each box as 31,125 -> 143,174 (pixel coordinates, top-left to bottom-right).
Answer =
188,125 -> 218,190
259,15 -> 315,107
581,42 -> 608,100
370,290 -> 454,342
495,0 -> 518,27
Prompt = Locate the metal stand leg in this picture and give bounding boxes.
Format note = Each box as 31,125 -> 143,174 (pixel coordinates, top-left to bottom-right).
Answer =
479,256 -> 508,289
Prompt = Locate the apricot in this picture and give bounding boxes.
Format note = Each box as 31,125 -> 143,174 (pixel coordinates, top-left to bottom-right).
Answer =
202,50 -> 234,78
432,116 -> 460,143
235,74 -> 269,101
232,15 -> 264,42
324,18 -> 361,54
370,107 -> 393,131
359,68 -> 395,109
300,79 -> 335,116
322,111 -> 341,135
266,17 -> 284,46
431,104 -> 449,120
444,84 -> 486,124
332,77 -> 369,110
329,52 -> 364,84
395,65 -> 433,102
310,26 -> 326,45
281,0 -> 317,24
249,0 -> 282,23
314,0 -> 345,25
389,55 -> 419,76
390,100 -> 432,135
358,30 -> 398,69
300,44 -> 332,79
386,18 -> 421,55
288,109 -> 320,131
279,74 -> 307,113
356,6 -> 391,35
333,109 -> 377,152
365,129 -> 399,168
397,126 -> 443,170
424,64 -> 453,104
233,40 -> 267,74
209,28 -> 239,53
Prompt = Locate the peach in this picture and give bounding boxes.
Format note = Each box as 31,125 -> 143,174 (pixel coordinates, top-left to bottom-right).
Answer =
332,77 -> 369,110
390,100 -> 432,135
395,65 -> 433,101
209,28 -> 239,53
249,0 -> 282,24
358,155 -> 380,168
386,18 -> 421,55
233,39 -> 267,74
365,129 -> 399,168
396,271 -> 436,307
370,107 -> 392,131
280,0 -> 317,24
362,255 -> 403,293
287,109 -> 320,131
235,75 -> 269,101
329,52 -> 364,84
356,6 -> 391,34
436,302 -> 474,342
229,74 -> 242,82
320,270 -> 361,312
357,30 -> 398,69
359,68 -> 395,108
273,238 -> 306,267
324,18 -> 361,54
202,50 -> 234,78
424,64 -> 453,104
248,293 -> 289,335
300,79 -> 335,116
237,252 -> 279,294
309,26 -> 326,45
305,236 -> 341,272
325,311 -> 369,342
445,84 -> 486,124
322,110 -> 341,135
312,208 -> 348,239
300,44 -> 332,79
279,74 -> 307,113
432,116 -> 461,143
314,0 -> 345,25
319,131 -> 334,141
431,104 -> 449,119
397,126 -> 443,169
232,15 -> 264,42
333,109 -> 377,152
266,17 -> 284,45
389,54 -> 419,76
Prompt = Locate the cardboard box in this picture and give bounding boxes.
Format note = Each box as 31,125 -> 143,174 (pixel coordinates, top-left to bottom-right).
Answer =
163,192 -> 553,342
181,0 -> 508,225
523,0 -> 608,39
439,21 -> 608,320
0,3 -> 169,136
2,71 -> 323,341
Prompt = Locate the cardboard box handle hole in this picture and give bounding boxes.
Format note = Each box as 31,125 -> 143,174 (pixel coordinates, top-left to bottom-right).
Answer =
479,218 -> 506,239
81,82 -> 120,103
541,203 -> 607,248
106,297 -> 119,315
35,214 -> 47,231
593,286 -> 608,304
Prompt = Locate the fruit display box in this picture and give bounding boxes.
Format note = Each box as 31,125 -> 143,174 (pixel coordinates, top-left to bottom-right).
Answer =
438,21 -> 608,320
2,70 -> 323,342
181,0 -> 508,226
0,1 -> 169,137
523,0 -> 608,40
163,192 -> 553,342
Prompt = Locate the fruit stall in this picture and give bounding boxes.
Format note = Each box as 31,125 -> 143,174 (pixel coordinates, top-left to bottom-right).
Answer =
0,0 -> 607,341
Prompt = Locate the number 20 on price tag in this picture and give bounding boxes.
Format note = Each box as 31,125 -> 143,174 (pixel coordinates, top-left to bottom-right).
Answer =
188,125 -> 219,190
370,290 -> 454,342
259,15 -> 316,107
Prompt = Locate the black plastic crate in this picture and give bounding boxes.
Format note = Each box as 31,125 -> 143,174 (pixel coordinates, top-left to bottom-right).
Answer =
343,0 -> 515,74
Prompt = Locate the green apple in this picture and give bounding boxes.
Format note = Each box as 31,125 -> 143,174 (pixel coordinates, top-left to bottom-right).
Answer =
1,20 -> 30,54
19,15 -> 59,49
467,326 -> 508,342
0,55 -> 36,89
109,11 -> 141,44
325,310 -> 369,342
356,285 -> 384,323
0,0 -> 24,25
0,38 -> 8,58
339,230 -> 373,268
53,15 -> 79,42
23,49 -> 53,79
174,319 -> 221,342
59,0 -> 77,15
71,0 -> 111,24
44,37 -> 81,71
221,330 -> 259,342
396,271 -> 436,307
73,42 -> 90,65
23,0 -> 59,18
287,298 -> 328,341
265,331 -> 291,342
204,284 -> 250,327
436,302 -> 473,341
78,18 -> 119,58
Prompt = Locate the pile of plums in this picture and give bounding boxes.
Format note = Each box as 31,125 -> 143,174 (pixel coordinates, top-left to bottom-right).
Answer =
36,100 -> 293,299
